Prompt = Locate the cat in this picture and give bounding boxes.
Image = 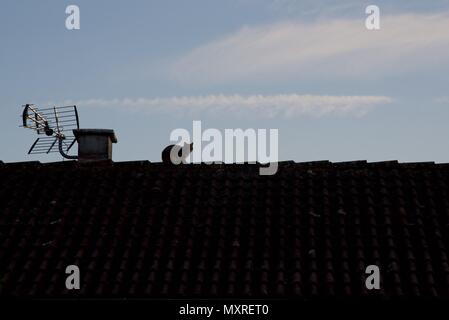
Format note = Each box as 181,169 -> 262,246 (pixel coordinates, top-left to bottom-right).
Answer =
162,142 -> 193,165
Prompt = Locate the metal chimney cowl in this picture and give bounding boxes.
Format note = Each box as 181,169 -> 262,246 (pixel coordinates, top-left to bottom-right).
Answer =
73,129 -> 118,162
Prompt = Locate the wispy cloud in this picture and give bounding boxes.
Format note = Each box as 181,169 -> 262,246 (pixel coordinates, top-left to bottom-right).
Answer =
435,97 -> 449,104
170,13 -> 449,84
59,94 -> 392,118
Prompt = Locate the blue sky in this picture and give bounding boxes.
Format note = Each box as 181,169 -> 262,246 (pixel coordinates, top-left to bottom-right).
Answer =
1,0 -> 449,163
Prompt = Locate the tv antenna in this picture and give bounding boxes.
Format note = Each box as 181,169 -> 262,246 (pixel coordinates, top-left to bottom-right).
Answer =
21,104 -> 80,159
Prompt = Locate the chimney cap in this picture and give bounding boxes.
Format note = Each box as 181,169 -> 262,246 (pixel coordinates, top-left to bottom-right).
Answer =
73,129 -> 118,143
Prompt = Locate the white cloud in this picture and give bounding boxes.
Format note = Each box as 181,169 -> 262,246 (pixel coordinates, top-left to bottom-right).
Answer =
61,94 -> 392,118
170,13 -> 449,84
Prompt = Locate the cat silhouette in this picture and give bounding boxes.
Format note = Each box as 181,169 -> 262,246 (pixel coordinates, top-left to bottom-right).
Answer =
162,142 -> 193,165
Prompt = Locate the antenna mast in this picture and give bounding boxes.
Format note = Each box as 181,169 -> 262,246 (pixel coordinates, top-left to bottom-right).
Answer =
21,104 -> 80,159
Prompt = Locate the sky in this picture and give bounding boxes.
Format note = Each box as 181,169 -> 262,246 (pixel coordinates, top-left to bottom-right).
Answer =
1,0 -> 449,163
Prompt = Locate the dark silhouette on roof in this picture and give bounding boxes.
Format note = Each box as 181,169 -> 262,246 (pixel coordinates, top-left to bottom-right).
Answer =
0,159 -> 449,299
162,143 -> 193,165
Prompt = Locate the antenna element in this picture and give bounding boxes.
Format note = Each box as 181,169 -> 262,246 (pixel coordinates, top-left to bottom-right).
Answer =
21,104 -> 80,159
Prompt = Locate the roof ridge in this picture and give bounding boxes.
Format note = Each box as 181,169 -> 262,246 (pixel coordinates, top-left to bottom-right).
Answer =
1,159 -> 449,168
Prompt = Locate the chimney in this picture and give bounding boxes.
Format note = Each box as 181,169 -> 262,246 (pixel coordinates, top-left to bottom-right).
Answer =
73,129 -> 118,162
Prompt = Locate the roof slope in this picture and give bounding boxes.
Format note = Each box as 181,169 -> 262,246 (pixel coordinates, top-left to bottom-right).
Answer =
1,160 -> 449,299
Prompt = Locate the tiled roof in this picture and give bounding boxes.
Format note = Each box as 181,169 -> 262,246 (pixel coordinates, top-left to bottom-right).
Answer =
1,160 -> 449,299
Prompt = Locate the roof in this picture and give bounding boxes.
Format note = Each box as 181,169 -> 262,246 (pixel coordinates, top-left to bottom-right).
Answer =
1,160 -> 449,299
